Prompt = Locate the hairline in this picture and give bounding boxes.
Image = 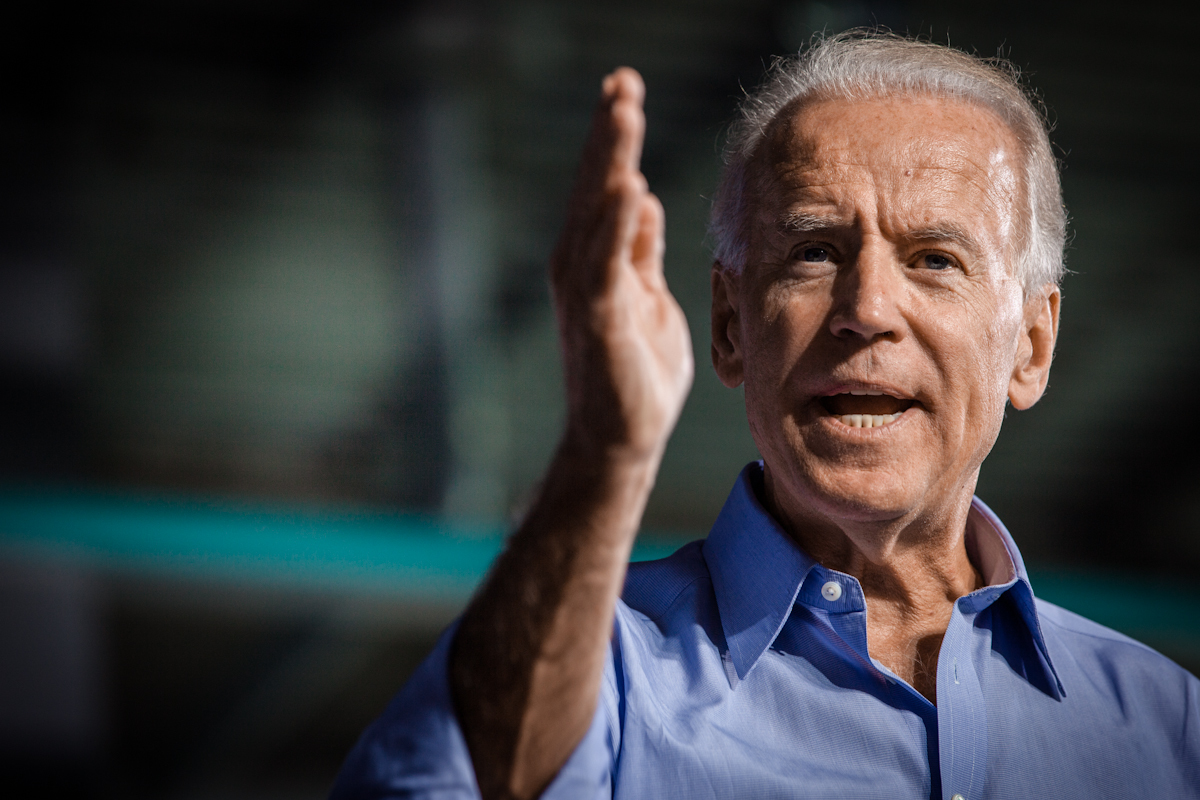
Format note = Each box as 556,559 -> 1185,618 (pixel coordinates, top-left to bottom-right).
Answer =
745,89 -> 1027,284
709,33 -> 1067,296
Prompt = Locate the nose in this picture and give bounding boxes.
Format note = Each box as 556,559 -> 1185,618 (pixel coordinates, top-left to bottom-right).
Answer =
827,242 -> 906,342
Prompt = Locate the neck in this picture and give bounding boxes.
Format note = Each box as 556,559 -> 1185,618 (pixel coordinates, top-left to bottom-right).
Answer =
760,467 -> 984,704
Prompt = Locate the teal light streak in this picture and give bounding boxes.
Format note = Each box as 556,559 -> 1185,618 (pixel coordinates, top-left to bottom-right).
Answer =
0,485 -> 687,603
0,485 -> 1196,655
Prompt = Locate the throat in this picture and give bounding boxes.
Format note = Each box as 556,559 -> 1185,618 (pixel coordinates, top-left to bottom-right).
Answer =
870,629 -> 945,706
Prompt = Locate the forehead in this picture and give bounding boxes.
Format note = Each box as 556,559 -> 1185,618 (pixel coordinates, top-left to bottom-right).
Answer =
750,94 -> 1022,230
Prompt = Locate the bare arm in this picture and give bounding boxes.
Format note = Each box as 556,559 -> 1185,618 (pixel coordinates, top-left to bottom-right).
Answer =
448,69 -> 693,800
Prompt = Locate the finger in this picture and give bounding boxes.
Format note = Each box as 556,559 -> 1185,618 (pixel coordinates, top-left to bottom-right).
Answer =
553,70 -> 646,284
601,68 -> 646,181
569,68 -> 646,222
630,192 -> 665,284
578,170 -> 648,295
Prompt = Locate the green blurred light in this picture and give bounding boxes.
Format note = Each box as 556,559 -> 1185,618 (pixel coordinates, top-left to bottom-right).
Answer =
0,485 -> 688,603
1,485 -> 1196,658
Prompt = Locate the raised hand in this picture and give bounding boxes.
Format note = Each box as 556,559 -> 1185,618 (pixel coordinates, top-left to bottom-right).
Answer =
552,68 -> 694,463
450,69 -> 692,800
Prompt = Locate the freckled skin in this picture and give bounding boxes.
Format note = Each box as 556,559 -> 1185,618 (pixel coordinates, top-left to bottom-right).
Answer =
712,96 -> 1060,697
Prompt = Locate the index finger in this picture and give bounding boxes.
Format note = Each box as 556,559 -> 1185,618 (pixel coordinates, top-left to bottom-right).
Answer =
570,67 -> 647,215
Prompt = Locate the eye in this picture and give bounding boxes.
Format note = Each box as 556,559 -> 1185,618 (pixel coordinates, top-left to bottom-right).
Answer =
799,246 -> 831,263
919,253 -> 955,271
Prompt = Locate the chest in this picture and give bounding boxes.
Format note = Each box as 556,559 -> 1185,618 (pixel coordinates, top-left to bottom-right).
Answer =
610,612 -> 1183,800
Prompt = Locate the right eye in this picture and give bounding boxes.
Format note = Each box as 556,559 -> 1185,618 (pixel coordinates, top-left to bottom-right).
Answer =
799,246 -> 831,263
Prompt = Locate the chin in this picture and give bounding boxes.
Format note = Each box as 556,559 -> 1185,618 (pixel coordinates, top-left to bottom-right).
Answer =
791,461 -> 928,524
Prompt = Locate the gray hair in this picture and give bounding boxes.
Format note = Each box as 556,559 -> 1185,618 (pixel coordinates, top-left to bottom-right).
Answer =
709,30 -> 1067,292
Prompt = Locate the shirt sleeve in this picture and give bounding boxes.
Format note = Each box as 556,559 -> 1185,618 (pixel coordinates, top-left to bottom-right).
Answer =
328,622 -> 621,800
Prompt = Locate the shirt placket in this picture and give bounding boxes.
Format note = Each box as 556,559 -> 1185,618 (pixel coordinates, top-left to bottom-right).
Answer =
936,602 -> 988,800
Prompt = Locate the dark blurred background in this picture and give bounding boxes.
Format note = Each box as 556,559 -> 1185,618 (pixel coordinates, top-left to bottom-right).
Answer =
2,1 -> 1198,797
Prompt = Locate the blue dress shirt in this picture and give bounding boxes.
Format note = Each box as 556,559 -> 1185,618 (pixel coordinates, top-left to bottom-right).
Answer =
331,463 -> 1200,799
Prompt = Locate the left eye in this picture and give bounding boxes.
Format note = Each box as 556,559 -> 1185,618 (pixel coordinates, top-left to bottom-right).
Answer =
921,253 -> 954,270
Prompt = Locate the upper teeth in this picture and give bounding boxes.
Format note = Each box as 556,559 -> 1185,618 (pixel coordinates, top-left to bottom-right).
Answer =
838,413 -> 902,428
848,390 -> 886,396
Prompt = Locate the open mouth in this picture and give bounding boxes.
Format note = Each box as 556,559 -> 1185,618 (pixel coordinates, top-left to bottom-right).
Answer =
819,390 -> 914,429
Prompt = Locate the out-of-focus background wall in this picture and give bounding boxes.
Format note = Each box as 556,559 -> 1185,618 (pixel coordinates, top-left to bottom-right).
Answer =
2,1 -> 1198,797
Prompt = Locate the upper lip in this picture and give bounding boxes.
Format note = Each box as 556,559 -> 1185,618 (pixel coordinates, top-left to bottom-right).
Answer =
812,381 -> 915,400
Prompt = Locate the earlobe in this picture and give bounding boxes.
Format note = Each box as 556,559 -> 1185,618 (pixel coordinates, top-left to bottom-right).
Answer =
1008,284 -> 1061,410
711,264 -> 745,388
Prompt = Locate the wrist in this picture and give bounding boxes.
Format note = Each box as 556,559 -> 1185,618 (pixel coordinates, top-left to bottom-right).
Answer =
559,415 -> 669,473
514,428 -> 662,551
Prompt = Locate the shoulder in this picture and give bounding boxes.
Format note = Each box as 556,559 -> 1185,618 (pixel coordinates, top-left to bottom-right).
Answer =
615,540 -> 730,702
622,539 -> 711,622
328,624 -> 480,799
1035,597 -> 1199,700
1036,597 -> 1183,661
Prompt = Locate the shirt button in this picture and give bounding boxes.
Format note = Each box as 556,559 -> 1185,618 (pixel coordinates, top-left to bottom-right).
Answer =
821,581 -> 842,601
951,794 -> 965,800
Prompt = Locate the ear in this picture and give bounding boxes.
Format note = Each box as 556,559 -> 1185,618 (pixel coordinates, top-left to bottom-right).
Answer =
1008,283 -> 1061,410
711,263 -> 744,388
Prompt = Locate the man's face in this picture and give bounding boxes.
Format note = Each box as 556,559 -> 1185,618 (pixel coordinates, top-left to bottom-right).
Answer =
712,95 -> 1057,535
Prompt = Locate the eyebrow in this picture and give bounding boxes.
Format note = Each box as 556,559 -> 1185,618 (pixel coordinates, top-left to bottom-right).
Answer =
903,223 -> 984,259
777,210 -> 845,234
778,212 -> 985,259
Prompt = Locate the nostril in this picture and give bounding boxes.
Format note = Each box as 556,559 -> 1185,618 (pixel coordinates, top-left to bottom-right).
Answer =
830,318 -> 897,341
828,301 -> 902,341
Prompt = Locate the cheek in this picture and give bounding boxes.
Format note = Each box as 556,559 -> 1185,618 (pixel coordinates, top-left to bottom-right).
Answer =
740,289 -> 826,449
983,289 -> 1025,370
919,288 -> 1022,419
965,298 -> 1026,417
759,283 -> 829,349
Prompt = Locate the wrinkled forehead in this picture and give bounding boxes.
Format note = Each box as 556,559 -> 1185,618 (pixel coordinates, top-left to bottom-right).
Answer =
745,94 -> 1025,241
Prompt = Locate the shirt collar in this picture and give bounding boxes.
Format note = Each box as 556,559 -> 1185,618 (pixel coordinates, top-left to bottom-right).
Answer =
963,495 -> 1065,699
702,462 -> 1063,698
703,462 -> 817,683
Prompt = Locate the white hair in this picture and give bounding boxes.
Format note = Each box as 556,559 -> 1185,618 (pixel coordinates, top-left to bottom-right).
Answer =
709,30 -> 1067,292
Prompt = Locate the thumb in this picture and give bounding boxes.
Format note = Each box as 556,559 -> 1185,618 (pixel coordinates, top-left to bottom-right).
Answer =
630,192 -> 665,286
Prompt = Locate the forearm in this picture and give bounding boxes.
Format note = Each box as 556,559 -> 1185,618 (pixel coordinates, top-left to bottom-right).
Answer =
449,437 -> 661,800
449,66 -> 690,800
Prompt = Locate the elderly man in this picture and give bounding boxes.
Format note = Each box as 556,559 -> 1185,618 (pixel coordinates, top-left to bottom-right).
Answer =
332,33 -> 1199,799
